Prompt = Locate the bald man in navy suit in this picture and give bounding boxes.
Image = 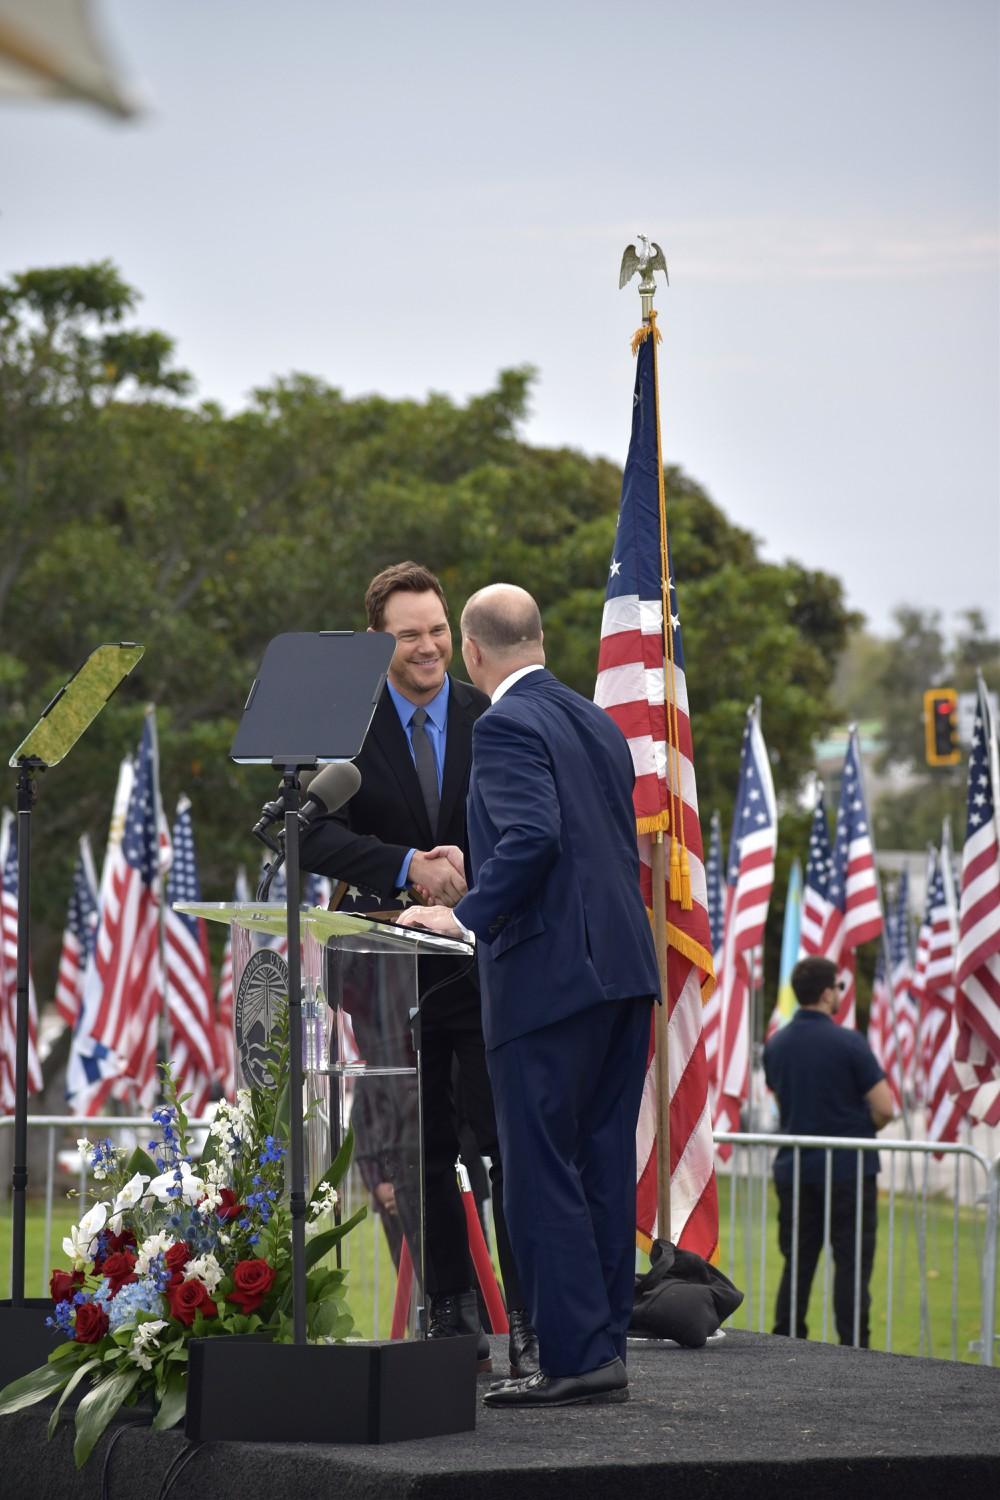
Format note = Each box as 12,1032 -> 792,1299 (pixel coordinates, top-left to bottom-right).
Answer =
399,583 -> 659,1408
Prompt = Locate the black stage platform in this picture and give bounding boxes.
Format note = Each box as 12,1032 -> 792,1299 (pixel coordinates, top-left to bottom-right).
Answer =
3,1330 -> 999,1500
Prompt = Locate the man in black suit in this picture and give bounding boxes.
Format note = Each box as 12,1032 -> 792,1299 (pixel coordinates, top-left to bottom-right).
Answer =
298,561 -> 536,1375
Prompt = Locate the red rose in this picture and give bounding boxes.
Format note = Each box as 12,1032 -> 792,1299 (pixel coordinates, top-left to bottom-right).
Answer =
164,1241 -> 191,1287
215,1188 -> 244,1222
168,1277 -> 218,1327
74,1302 -> 109,1344
50,1268 -> 84,1304
101,1250 -> 138,1297
227,1258 -> 276,1315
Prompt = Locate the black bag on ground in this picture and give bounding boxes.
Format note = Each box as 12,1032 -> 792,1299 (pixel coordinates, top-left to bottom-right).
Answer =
629,1238 -> 744,1348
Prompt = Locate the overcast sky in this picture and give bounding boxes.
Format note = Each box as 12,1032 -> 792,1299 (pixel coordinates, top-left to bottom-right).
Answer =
3,0 -> 998,635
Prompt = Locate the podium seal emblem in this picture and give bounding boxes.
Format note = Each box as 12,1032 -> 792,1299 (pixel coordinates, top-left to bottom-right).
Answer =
235,949 -> 289,1087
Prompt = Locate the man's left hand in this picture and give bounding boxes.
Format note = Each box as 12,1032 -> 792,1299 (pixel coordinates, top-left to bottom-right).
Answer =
395,904 -> 463,939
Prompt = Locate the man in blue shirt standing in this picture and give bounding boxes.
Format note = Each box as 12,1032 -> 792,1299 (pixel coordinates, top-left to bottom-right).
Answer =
764,956 -> 894,1347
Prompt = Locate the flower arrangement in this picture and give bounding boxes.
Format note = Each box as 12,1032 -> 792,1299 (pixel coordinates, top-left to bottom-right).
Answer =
0,1035 -> 365,1467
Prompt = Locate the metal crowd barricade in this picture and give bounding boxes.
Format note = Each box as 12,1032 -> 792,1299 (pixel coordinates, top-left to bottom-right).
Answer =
715,1130 -> 999,1366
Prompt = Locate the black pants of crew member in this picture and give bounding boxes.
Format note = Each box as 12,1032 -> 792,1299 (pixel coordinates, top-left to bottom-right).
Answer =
421,1005 -> 524,1312
773,1177 -> 877,1347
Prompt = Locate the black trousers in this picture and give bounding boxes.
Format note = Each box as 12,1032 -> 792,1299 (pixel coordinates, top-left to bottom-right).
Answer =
421,1003 -> 523,1310
773,1176 -> 877,1346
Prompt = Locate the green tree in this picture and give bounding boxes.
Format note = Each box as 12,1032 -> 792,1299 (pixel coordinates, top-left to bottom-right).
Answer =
0,262 -> 858,1050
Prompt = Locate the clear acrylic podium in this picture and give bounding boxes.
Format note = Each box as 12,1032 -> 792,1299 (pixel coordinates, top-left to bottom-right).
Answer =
177,901 -> 473,1336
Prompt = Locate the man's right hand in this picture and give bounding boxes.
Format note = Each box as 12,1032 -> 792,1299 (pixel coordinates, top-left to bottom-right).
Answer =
408,849 -> 468,907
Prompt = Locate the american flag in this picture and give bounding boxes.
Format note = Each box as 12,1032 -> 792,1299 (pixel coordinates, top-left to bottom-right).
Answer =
54,837 -> 99,1031
800,789 -> 835,956
701,811 -> 724,1099
952,676 -> 1000,1126
69,715 -> 164,1112
917,848 -> 965,1145
67,756 -> 133,1111
713,707 -> 777,1143
594,323 -> 717,1258
164,797 -> 218,1113
216,866 -> 249,1098
912,856 -> 934,1107
825,729 -> 883,1028
867,948 -> 895,1102
0,813 -> 43,1113
889,871 -> 918,1094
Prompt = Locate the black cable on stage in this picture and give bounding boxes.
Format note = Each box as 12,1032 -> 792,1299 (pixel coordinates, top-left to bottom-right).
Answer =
156,1438 -> 205,1500
100,1413 -> 150,1500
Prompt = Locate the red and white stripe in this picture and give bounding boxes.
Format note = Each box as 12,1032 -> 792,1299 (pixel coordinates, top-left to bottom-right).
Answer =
919,848 -> 965,1144
0,811 -> 42,1113
952,680 -> 1000,1126
596,590 -> 717,1258
714,710 -> 776,1145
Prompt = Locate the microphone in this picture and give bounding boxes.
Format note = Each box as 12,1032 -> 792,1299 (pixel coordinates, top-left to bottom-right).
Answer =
252,762 -> 361,840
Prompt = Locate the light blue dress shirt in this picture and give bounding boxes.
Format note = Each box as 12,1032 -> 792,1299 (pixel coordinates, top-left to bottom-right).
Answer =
386,675 -> 449,891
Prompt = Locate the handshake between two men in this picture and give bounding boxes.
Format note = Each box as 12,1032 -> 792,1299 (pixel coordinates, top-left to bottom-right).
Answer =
407,845 -> 467,909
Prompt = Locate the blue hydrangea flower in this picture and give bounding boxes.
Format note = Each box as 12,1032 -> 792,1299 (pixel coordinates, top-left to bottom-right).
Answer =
103,1277 -> 166,1332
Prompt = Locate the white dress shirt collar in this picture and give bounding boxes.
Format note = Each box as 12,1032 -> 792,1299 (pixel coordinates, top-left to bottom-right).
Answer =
491,664 -> 545,704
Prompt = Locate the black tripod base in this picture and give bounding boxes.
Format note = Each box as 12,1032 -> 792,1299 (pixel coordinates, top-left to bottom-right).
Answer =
0,1302 -> 54,1388
185,1334 -> 477,1443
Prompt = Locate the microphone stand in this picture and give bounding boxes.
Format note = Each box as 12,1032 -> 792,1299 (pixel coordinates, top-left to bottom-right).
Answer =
272,759 -> 313,1345
9,758 -> 39,1305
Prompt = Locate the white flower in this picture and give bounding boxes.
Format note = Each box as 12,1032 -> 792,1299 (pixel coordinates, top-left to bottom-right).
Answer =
199,1181 -> 223,1213
127,1319 -> 169,1371
62,1201 -> 109,1266
185,1254 -> 223,1294
108,1172 -> 150,1234
76,1137 -> 92,1157
144,1163 -> 205,1206
135,1231 -> 176,1277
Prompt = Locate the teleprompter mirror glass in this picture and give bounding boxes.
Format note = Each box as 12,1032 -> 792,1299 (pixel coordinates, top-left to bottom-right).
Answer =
8,642 -> 145,768
230,632 -> 395,765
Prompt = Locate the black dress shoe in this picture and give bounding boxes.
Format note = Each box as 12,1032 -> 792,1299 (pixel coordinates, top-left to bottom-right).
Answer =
483,1357 -> 628,1408
428,1290 -> 492,1371
507,1308 -> 540,1377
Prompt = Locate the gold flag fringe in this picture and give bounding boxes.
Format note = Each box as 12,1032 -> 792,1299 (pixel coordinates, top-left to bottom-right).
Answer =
631,319 -> 663,355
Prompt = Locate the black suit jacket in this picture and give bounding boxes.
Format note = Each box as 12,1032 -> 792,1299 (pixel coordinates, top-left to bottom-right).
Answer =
299,674 -> 487,898
298,674 -> 488,1020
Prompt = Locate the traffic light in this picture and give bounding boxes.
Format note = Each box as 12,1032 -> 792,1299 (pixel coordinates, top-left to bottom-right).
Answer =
923,688 -> 960,766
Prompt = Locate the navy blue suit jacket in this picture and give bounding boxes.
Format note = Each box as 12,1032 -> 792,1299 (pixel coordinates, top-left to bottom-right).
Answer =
455,669 -> 659,1050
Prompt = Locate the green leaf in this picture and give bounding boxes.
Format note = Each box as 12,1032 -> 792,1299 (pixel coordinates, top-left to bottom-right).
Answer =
330,1312 -> 355,1340
276,1205 -> 367,1314
72,1368 -> 142,1468
47,1357 -> 102,1440
306,1126 -> 356,1210
49,1340 -> 84,1363
151,1367 -> 186,1432
0,1360 -> 70,1416
303,1204 -> 367,1269
308,1300 -> 338,1339
124,1146 -> 158,1180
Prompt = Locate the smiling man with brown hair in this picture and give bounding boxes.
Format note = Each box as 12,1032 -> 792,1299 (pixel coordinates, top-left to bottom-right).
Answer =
299,561 -> 537,1377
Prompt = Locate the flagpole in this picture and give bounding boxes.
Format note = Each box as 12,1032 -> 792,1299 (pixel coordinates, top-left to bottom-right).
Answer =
620,235 -> 673,1239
